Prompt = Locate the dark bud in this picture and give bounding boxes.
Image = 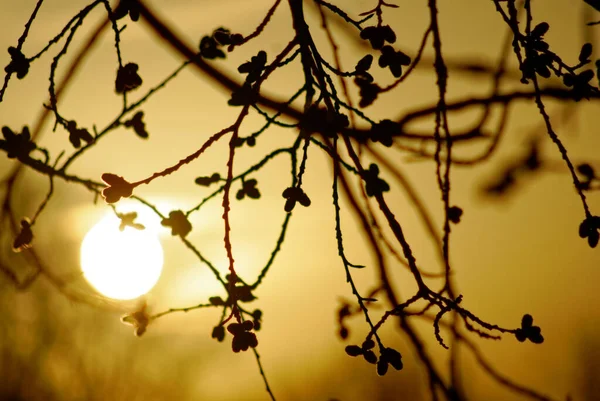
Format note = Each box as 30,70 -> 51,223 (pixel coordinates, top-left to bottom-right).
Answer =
229,34 -> 244,46
360,25 -> 396,50
212,325 -> 225,342
381,25 -> 396,44
355,76 -> 380,108
361,339 -> 375,350
579,215 -> 600,248
124,111 -> 149,139
448,206 -> 463,224
282,186 -> 311,212
118,212 -> 145,231
228,320 -> 253,334
528,326 -> 544,344
115,63 -> 142,93
515,328 -> 527,342
101,173 -> 133,204
238,51 -> 267,83
577,163 -> 595,179
5,47 -> 29,79
199,36 -> 225,60
231,331 -> 258,352
355,54 -> 373,73
0,126 -> 36,160
339,326 -> 349,339
579,43 -> 593,63
195,173 -> 221,186
161,210 -> 193,238
531,22 -> 550,38
228,321 -> 258,352
209,296 -> 225,306
213,27 -> 233,45
232,284 -> 256,303
370,119 -> 398,147
66,120 -> 94,148
376,359 -> 389,376
345,345 -> 362,357
112,0 -> 140,22
382,347 -> 403,370
515,314 -> 544,344
212,27 -> 243,47
361,163 -> 390,197
251,309 -> 262,321
236,178 -> 261,200
378,46 -> 411,78
227,322 -> 242,335
363,350 -> 377,364
242,320 -> 254,331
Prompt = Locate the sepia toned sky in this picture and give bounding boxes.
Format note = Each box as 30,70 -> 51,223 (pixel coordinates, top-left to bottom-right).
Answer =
0,1 -> 599,400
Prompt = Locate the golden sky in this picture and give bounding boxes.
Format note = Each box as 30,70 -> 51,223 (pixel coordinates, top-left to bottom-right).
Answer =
0,1 -> 599,400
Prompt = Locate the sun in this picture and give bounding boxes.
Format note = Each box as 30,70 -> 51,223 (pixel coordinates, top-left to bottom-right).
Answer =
80,213 -> 164,300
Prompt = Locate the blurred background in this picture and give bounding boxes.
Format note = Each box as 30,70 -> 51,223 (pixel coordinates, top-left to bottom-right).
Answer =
0,0 -> 599,400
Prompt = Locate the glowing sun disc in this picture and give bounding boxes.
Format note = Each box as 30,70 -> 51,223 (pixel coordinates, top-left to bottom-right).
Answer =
80,214 -> 164,300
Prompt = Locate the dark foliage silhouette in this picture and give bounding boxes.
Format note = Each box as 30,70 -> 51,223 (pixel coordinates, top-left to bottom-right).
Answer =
0,0 -> 599,400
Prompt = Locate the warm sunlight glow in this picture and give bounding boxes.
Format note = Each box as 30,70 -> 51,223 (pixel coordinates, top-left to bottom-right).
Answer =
80,214 -> 164,300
